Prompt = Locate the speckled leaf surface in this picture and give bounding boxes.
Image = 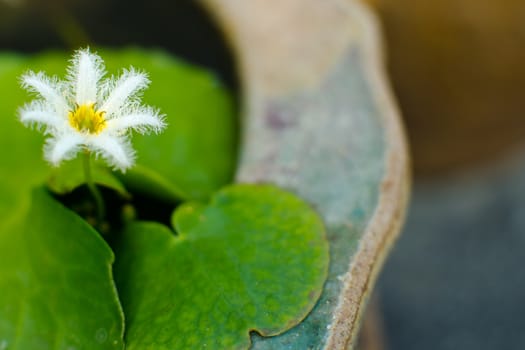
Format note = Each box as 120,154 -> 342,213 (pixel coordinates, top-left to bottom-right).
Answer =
0,188 -> 124,349
114,184 -> 329,349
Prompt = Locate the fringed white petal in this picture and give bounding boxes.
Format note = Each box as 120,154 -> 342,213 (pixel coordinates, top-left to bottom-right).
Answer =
44,133 -> 84,166
99,69 -> 150,118
69,48 -> 105,104
87,134 -> 135,171
20,48 -> 167,172
20,72 -> 69,115
19,101 -> 66,132
105,107 -> 166,134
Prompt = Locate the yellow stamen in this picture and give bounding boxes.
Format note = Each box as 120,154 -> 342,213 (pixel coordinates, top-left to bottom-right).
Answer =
69,103 -> 106,134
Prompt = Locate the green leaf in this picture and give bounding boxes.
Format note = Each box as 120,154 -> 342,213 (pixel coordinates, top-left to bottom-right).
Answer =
0,54 -> 50,189
114,184 -> 329,349
47,157 -> 130,198
102,49 -> 237,202
0,188 -> 124,349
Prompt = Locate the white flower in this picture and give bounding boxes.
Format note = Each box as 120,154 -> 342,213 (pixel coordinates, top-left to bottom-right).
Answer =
19,48 -> 166,171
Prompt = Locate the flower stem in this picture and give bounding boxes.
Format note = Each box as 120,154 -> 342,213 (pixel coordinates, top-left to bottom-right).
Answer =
83,151 -> 105,228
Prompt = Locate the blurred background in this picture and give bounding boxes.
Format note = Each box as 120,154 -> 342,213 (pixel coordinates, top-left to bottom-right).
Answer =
365,1 -> 525,349
0,0 -> 237,87
2,0 -> 525,349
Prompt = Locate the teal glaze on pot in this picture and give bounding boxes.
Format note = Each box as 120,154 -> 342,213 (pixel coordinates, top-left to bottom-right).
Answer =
240,47 -> 385,349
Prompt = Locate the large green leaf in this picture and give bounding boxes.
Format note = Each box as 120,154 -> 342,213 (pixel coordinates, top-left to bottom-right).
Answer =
0,188 -> 124,349
114,184 -> 329,349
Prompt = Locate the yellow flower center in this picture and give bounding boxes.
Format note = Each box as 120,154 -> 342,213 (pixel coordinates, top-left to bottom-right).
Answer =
68,103 -> 107,134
